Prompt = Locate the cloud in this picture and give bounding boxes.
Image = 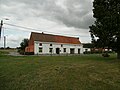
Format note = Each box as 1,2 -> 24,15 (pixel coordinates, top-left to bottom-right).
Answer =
1,0 -> 94,28
0,0 -> 94,47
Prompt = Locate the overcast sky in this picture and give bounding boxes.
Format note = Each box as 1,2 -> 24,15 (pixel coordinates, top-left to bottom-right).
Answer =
0,0 -> 94,48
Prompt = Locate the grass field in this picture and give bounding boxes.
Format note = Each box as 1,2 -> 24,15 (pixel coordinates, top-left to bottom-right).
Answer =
0,51 -> 120,90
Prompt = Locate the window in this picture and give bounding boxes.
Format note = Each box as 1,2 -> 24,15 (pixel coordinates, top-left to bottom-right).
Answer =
50,44 -> 52,46
63,48 -> 66,52
61,44 -> 63,47
49,48 -> 53,53
39,48 -> 42,52
85,49 -> 88,52
39,43 -> 42,46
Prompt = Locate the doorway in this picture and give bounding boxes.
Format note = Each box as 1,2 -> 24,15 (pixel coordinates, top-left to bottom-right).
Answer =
56,48 -> 60,54
78,49 -> 80,54
70,48 -> 75,54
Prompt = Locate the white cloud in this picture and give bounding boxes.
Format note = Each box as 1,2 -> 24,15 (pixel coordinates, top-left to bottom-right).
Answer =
0,0 -> 94,47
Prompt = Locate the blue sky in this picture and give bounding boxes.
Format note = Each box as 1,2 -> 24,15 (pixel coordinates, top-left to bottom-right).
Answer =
0,0 -> 94,48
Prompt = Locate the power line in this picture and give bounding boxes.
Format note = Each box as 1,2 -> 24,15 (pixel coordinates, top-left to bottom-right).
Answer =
4,23 -> 91,38
4,23 -> 44,31
4,27 -> 36,33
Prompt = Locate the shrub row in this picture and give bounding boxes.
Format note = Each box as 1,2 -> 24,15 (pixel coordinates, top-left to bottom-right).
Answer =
84,51 -> 113,54
25,52 -> 34,55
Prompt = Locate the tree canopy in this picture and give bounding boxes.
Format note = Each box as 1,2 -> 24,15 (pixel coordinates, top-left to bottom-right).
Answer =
89,0 -> 120,58
20,38 -> 29,51
18,38 -> 29,55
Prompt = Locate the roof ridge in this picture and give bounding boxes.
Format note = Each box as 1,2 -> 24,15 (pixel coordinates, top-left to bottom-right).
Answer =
31,32 -> 79,39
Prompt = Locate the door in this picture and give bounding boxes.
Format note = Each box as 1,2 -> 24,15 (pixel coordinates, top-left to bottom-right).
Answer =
78,49 -> 80,54
56,48 -> 60,54
70,48 -> 75,54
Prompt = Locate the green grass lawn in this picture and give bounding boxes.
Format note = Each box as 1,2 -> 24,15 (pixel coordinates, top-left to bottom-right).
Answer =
0,52 -> 120,90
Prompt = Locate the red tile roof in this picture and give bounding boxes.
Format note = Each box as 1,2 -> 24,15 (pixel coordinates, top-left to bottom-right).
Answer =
31,32 -> 81,44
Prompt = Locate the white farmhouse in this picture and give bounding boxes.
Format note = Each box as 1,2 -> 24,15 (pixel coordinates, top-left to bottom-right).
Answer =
25,32 -> 83,55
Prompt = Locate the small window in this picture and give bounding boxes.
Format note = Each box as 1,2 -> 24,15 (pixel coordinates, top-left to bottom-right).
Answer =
39,48 -> 42,52
49,48 -> 53,53
63,48 -> 66,52
85,49 -> 88,52
50,44 -> 52,46
39,43 -> 42,46
61,44 -> 63,47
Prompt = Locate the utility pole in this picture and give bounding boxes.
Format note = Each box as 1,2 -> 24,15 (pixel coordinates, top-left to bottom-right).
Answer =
0,20 -> 6,49
0,20 -> 3,38
4,36 -> 6,49
0,19 -> 9,49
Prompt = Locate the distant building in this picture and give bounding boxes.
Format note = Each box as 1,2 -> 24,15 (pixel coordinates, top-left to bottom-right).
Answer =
25,32 -> 83,55
83,43 -> 112,54
83,43 -> 93,52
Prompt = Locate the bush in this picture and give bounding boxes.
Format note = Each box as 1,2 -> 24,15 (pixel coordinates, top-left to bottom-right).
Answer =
84,51 -> 113,54
17,49 -> 24,55
25,52 -> 34,55
84,51 -> 102,54
84,51 -> 92,54
102,53 -> 110,57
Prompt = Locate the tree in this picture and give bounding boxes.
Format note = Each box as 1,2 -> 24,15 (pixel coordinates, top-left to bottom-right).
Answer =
18,38 -> 29,54
89,0 -> 120,59
83,43 -> 94,48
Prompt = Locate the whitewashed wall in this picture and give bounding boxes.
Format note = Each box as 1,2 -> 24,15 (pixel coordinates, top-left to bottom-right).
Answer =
34,41 -> 83,54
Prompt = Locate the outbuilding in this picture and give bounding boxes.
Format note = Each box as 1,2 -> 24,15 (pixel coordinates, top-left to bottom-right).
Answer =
25,32 -> 83,55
